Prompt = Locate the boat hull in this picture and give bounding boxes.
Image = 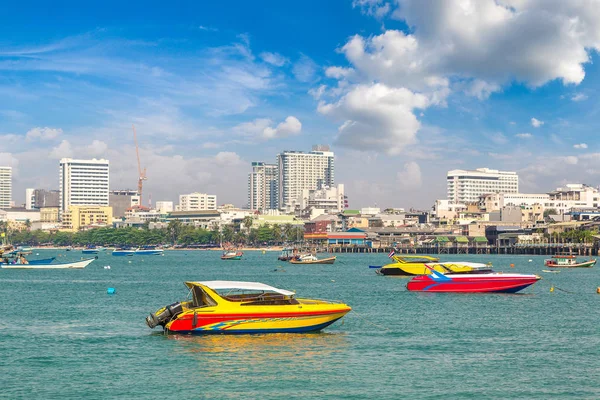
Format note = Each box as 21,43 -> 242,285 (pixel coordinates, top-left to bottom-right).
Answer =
407,273 -> 540,293
166,309 -> 350,334
112,250 -> 136,256
82,249 -> 99,254
135,250 -> 164,256
27,257 -> 56,265
1,257 -> 96,269
289,256 -> 336,265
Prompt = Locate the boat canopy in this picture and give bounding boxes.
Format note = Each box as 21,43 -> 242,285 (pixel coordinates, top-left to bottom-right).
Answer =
186,281 -> 295,296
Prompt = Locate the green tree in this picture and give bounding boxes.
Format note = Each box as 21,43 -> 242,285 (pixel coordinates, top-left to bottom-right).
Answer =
544,208 -> 558,217
167,220 -> 183,244
242,216 -> 254,232
271,224 -> 282,244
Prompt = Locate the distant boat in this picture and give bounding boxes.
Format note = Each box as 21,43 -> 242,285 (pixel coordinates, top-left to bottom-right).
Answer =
1,257 -> 96,269
289,254 -> 336,265
221,250 -> 243,260
545,254 -> 596,268
82,246 -> 106,254
135,246 -> 164,256
112,248 -> 136,256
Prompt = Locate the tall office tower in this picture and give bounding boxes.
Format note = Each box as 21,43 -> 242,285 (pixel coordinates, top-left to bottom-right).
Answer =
0,167 -> 12,209
248,162 -> 278,211
59,158 -> 110,214
277,145 -> 334,210
177,192 -> 217,211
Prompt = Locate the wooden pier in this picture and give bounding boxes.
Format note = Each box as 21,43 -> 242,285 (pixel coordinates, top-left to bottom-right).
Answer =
326,243 -> 597,256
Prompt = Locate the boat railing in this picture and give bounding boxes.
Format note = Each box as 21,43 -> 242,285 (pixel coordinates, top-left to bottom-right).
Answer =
297,298 -> 345,305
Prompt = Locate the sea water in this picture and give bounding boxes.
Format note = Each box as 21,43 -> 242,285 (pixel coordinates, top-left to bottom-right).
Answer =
1,251 -> 599,399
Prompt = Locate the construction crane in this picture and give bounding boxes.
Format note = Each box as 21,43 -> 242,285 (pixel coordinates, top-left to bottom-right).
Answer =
132,124 -> 147,206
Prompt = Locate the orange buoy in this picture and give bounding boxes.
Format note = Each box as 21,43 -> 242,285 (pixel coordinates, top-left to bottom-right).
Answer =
510,263 -> 515,268
597,287 -> 600,294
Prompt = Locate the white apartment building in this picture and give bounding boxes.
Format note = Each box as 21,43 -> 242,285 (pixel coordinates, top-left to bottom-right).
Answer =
0,167 -> 12,209
447,168 -> 518,203
479,184 -> 599,215
59,159 -> 110,214
177,192 -> 217,211
277,145 -> 335,210
25,188 -> 35,210
293,184 -> 345,213
155,201 -> 174,213
248,162 -> 278,211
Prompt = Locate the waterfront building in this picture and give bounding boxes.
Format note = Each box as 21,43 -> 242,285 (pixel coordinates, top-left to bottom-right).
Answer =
277,145 -> 335,211
447,168 -> 518,203
124,206 -> 162,222
155,201 -> 174,214
177,192 -> 217,211
166,210 -> 220,228
33,189 -> 60,209
59,159 -> 110,215
61,205 -> 113,231
0,166 -> 12,209
478,193 -> 549,212
25,188 -> 35,210
291,184 -> 345,214
109,190 -> 140,218
248,162 -> 278,211
40,207 -> 60,223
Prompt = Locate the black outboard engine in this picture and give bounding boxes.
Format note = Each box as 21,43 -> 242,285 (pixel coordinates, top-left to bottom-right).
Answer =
146,302 -> 183,329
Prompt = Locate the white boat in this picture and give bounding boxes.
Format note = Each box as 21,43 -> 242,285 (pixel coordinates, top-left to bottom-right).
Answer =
1,257 -> 97,269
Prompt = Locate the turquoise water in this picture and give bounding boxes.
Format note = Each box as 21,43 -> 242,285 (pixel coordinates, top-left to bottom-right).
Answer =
1,251 -> 599,399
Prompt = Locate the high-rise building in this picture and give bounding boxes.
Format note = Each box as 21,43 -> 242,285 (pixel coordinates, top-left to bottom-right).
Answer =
248,162 -> 278,211
0,167 -> 12,209
59,158 -> 110,214
33,189 -> 60,209
177,192 -> 217,211
447,168 -> 518,204
277,145 -> 334,210
109,190 -> 140,218
295,184 -> 345,213
25,188 -> 35,210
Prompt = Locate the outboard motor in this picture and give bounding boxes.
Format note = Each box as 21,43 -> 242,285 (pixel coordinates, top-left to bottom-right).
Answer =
146,302 -> 183,329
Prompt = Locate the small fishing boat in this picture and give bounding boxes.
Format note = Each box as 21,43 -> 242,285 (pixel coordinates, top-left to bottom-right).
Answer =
112,248 -> 136,256
135,246 -> 164,256
1,257 -> 97,269
544,254 -> 596,268
221,250 -> 243,260
27,257 -> 56,265
407,268 -> 541,293
145,280 -> 351,334
377,254 -> 492,276
82,246 -> 105,254
289,254 -> 336,265
277,247 -> 296,261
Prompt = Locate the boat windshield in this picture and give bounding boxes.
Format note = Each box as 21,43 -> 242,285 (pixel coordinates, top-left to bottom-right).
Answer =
190,286 -> 218,308
213,289 -> 299,306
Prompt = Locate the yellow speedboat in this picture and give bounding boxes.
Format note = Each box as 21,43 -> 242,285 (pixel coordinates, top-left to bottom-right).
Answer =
377,255 -> 492,276
146,281 -> 351,334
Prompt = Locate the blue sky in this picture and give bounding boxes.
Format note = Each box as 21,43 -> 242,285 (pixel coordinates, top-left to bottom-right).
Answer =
2,0 -> 600,208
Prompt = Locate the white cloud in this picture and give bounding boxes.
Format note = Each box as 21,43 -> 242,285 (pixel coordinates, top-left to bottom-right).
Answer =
571,93 -> 588,102
202,142 -> 221,149
486,132 -> 508,145
260,52 -> 288,67
293,54 -> 318,83
213,151 -> 242,166
308,85 -> 327,100
49,140 -> 73,159
352,0 -> 391,19
531,118 -> 544,128
25,127 -> 62,141
516,133 -> 533,139
325,66 -> 354,80
198,25 -> 218,32
574,143 -> 588,149
396,161 -> 422,189
233,116 -> 302,140
318,83 -> 431,155
87,140 -> 108,157
561,156 -> 578,165
263,116 -> 302,139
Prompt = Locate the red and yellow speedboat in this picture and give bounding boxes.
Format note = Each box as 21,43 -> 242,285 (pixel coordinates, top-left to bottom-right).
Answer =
146,281 -> 351,334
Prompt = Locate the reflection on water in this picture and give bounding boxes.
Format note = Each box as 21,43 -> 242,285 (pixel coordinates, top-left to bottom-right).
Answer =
157,332 -> 351,398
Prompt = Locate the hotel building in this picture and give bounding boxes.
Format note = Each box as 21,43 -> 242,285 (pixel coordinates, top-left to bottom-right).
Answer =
59,158 -> 110,214
447,168 -> 518,204
277,145 -> 335,210
177,192 -> 217,211
248,162 -> 278,211
0,167 -> 12,209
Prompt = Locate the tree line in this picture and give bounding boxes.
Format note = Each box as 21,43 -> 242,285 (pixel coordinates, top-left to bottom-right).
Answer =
3,219 -> 306,247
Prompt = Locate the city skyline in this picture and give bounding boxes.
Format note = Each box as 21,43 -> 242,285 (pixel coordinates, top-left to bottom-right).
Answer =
2,1 -> 600,208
